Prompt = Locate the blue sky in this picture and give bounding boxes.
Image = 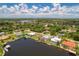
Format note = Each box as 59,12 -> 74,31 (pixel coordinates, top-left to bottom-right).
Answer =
0,3 -> 79,18
0,3 -> 79,8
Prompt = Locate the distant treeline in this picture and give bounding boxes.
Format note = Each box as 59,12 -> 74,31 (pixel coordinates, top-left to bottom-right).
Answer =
0,18 -> 79,21
0,18 -> 79,25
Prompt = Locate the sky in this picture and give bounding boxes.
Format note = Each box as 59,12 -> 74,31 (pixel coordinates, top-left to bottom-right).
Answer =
0,3 -> 79,18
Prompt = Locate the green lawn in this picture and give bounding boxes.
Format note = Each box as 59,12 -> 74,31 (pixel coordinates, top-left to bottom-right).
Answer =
31,36 -> 39,40
0,47 -> 4,56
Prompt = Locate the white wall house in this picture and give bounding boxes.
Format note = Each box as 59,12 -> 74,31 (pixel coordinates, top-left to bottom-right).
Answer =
13,31 -> 22,36
27,32 -> 36,36
0,32 -> 5,35
40,35 -> 51,41
51,36 -> 62,44
4,45 -> 11,52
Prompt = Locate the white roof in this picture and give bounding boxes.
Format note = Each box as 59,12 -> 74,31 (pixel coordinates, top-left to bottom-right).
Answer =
14,32 -> 22,35
28,32 -> 35,35
0,32 -> 5,35
43,35 -> 50,39
5,45 -> 11,48
51,36 -> 61,42
43,34 -> 51,39
4,48 -> 8,52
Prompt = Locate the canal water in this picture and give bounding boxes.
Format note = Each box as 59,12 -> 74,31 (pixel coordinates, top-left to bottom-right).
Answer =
5,38 -> 75,56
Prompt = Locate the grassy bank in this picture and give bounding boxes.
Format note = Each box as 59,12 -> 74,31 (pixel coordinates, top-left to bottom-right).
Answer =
0,47 -> 5,56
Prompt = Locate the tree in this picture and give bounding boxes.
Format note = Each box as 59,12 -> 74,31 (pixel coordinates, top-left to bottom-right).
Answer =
48,25 -> 61,35
75,44 -> 79,55
72,33 -> 79,41
30,24 -> 45,33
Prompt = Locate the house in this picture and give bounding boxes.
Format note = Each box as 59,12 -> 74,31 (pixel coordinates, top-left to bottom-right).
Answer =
40,35 -> 51,41
0,35 -> 10,40
4,45 -> 11,52
13,31 -> 22,36
61,28 -> 76,33
0,32 -> 5,35
42,35 -> 50,39
51,36 -> 62,44
61,40 -> 76,50
27,32 -> 36,36
67,29 -> 76,32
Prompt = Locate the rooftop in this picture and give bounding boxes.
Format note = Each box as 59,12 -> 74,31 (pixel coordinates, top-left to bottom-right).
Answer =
62,40 -> 76,48
51,36 -> 62,42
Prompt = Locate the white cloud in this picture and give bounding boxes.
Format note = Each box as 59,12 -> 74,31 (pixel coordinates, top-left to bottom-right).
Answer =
2,5 -> 8,8
60,5 -> 79,16
0,3 -> 79,18
29,5 -> 38,13
8,6 -> 16,13
19,3 -> 28,10
14,4 -> 20,11
38,6 -> 50,13
53,3 -> 61,8
51,3 -> 64,14
43,6 -> 50,12
32,5 -> 38,10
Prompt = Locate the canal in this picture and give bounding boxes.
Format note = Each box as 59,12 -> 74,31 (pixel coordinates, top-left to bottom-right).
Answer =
4,38 -> 75,56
